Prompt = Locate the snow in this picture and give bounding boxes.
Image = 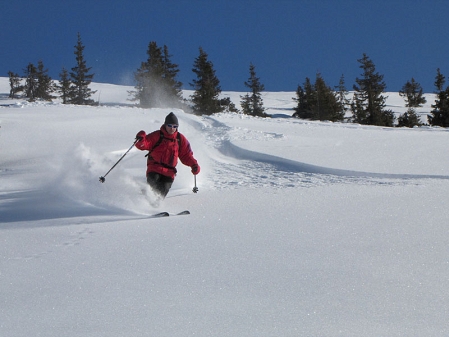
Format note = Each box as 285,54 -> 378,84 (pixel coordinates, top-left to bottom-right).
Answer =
1,77 -> 449,336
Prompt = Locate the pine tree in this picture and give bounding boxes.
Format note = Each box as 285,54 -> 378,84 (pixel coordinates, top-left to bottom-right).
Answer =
23,63 -> 38,101
240,63 -> 266,117
397,108 -> 423,127
293,77 -> 314,119
56,67 -> 71,104
220,97 -> 239,113
133,41 -> 163,108
8,71 -> 23,98
351,53 -> 394,127
335,74 -> 349,120
190,47 -> 223,115
315,74 -> 344,121
292,85 -> 306,118
293,74 -> 344,122
132,42 -> 183,108
35,60 -> 54,101
67,33 -> 96,105
162,45 -> 183,106
399,78 -> 426,108
428,68 -> 449,127
398,78 -> 426,127
314,74 -> 330,120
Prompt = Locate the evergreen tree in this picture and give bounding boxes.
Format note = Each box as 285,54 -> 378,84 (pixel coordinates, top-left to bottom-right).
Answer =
293,77 -> 314,119
315,74 -> 344,121
220,97 -> 239,113
314,74 -> 330,120
398,78 -> 426,127
162,45 -> 183,105
240,94 -> 250,115
35,60 -> 54,101
292,85 -> 306,118
397,108 -> 423,127
399,78 -> 426,107
8,71 -> 23,98
56,67 -> 71,104
351,53 -> 394,126
335,74 -> 349,120
23,63 -> 38,101
67,33 -> 96,105
293,74 -> 344,122
133,41 -> 163,108
132,42 -> 183,108
428,68 -> 449,127
190,47 -> 223,115
240,63 -> 266,117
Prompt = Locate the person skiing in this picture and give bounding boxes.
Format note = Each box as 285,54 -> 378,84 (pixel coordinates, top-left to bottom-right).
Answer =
135,112 -> 200,198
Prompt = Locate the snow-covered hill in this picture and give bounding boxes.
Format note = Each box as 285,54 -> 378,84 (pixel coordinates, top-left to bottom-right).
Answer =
1,78 -> 448,336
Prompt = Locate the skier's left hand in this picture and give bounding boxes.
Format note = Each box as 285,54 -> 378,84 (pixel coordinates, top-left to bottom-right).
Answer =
191,164 -> 200,175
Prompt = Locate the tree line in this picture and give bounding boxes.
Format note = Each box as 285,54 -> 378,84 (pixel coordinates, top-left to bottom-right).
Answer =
8,33 -> 96,106
293,54 -> 449,128
7,37 -> 449,128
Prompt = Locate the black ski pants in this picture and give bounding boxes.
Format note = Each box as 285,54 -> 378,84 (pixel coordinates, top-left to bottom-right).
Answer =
146,172 -> 174,198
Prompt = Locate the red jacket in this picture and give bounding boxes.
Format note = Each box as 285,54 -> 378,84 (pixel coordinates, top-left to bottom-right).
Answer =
135,126 -> 198,179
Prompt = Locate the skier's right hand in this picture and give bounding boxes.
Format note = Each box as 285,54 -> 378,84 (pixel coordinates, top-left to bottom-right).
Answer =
191,163 -> 200,175
135,130 -> 146,141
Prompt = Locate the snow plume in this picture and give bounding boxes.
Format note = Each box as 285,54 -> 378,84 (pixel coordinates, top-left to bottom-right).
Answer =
0,143 -> 158,223
55,143 -> 160,215
132,78 -> 187,110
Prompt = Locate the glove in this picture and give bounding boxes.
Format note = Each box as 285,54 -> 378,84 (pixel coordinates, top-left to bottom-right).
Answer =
191,163 -> 200,175
135,130 -> 146,141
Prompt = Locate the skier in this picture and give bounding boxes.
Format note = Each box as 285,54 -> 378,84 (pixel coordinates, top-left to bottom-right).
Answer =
135,112 -> 200,198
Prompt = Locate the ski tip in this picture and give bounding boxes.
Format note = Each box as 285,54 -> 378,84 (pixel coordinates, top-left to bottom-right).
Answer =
177,210 -> 190,215
151,212 -> 170,218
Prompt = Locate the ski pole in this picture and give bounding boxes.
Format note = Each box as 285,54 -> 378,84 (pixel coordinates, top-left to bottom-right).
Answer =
99,139 -> 138,183
192,175 -> 198,193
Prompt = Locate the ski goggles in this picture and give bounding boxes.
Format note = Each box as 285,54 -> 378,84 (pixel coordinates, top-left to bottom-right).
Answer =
167,124 -> 178,129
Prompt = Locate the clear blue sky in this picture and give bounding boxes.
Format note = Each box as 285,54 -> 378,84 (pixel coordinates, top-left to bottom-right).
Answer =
1,0 -> 448,93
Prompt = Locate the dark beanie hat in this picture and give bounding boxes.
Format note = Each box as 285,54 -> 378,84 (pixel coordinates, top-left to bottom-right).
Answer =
165,112 -> 179,125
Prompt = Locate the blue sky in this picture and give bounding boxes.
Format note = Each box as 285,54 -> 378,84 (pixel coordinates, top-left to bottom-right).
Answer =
1,0 -> 448,93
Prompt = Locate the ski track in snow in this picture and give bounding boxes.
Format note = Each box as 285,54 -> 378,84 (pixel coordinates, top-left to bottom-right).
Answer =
199,115 -> 446,190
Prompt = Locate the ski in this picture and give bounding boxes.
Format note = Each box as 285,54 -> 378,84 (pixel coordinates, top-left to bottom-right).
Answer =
149,210 -> 190,218
150,212 -> 170,218
176,210 -> 191,216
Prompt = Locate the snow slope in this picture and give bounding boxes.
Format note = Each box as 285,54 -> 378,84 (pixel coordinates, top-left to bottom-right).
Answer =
1,78 -> 449,337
